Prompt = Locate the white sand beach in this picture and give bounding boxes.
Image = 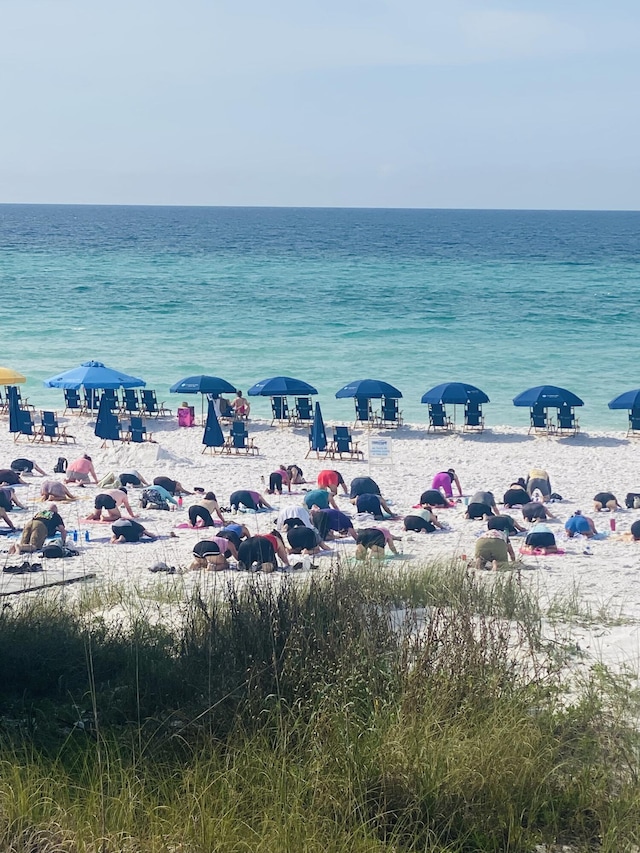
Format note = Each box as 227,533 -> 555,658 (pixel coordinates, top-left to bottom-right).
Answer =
2,413 -> 640,676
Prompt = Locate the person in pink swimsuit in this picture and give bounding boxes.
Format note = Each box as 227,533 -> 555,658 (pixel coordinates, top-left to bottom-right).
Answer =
430,468 -> 462,498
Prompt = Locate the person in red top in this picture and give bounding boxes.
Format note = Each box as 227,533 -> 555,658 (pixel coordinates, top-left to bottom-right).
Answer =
317,469 -> 348,496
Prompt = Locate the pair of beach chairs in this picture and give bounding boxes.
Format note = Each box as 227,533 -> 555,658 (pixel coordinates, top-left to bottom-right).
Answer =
270,396 -> 315,426
13,410 -> 75,444
353,397 -> 403,429
306,425 -> 364,460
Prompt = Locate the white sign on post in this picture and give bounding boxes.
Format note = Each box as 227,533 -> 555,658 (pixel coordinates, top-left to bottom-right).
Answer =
368,438 -> 393,475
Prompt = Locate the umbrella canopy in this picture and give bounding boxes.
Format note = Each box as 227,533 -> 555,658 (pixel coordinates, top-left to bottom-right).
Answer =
309,402 -> 327,452
0,367 -> 26,385
202,399 -> 225,448
247,376 -> 318,397
170,375 -> 237,395
513,385 -> 584,408
7,386 -> 22,434
608,389 -> 640,410
45,360 -> 145,390
94,394 -> 121,441
421,382 -> 489,405
335,379 -> 403,399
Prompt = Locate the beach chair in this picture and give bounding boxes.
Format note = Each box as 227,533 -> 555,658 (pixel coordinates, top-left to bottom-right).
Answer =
556,405 -> 579,436
627,410 -> 640,438
121,388 -> 141,415
36,411 -> 76,444
354,397 -> 378,428
63,388 -> 87,416
528,404 -> 555,435
124,416 -> 151,444
98,418 -> 123,448
100,388 -> 120,412
379,397 -> 403,428
463,401 -> 485,433
271,396 -> 291,425
327,426 -> 364,461
14,409 -> 35,442
0,388 -> 6,416
223,421 -> 259,455
428,403 -> 453,432
293,396 -> 314,425
140,389 -> 172,418
12,388 -> 34,412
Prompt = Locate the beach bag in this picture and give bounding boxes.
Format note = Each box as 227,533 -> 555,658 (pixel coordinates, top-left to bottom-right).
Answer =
625,492 -> 640,509
42,544 -> 79,559
53,457 -> 68,474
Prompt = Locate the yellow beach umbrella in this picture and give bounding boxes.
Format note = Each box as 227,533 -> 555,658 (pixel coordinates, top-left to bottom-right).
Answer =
0,366 -> 26,384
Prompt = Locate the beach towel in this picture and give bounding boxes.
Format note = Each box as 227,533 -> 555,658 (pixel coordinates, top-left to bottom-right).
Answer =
519,547 -> 566,556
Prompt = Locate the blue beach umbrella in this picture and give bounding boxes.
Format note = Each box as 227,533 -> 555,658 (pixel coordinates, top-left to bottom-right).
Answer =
7,386 -> 22,435
335,379 -> 403,399
309,402 -> 327,454
45,360 -> 145,390
94,393 -> 121,443
170,375 -> 237,396
247,376 -> 318,396
608,389 -> 640,410
513,385 -> 584,408
202,398 -> 225,450
421,382 -> 489,405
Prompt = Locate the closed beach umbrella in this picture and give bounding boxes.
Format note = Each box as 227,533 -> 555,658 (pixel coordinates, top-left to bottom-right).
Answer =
45,360 -> 145,390
309,402 -> 327,453
608,389 -> 640,410
335,379 -> 403,399
247,376 -> 318,396
7,386 -> 22,434
513,385 -> 584,408
421,382 -> 489,405
170,375 -> 237,396
0,367 -> 26,385
202,398 -> 225,449
94,394 -> 121,442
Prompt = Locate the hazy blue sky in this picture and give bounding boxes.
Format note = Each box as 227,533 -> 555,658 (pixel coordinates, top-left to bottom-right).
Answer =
1,1 -> 638,208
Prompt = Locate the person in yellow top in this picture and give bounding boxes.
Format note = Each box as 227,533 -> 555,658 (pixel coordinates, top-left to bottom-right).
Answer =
525,468 -> 552,501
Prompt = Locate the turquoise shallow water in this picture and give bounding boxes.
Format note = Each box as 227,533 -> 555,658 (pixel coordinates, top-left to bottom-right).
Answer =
1,205 -> 639,429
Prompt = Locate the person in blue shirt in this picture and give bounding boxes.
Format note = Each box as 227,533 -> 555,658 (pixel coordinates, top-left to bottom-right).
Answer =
564,510 -> 596,538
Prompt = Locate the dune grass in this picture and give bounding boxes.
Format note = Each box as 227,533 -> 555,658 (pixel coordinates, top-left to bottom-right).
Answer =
0,560 -> 637,851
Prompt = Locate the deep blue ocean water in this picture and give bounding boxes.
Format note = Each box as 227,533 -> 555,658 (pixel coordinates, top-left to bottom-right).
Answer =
1,204 -> 639,429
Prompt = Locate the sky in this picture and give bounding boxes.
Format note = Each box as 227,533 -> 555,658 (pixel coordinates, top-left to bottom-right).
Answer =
1,0 -> 639,209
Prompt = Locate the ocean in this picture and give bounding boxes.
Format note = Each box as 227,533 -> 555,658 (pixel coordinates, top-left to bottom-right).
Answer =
1,204 -> 639,430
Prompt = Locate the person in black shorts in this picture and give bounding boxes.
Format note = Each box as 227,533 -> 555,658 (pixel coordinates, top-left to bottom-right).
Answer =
11,458 -> 46,476
190,539 -> 228,571
353,493 -> 395,519
110,518 -> 156,543
0,469 -> 25,486
522,522 -> 558,554
419,489 -> 453,508
503,480 -> 530,508
286,524 -> 325,555
593,492 -> 620,512
487,514 -> 526,534
521,502 -> 555,522
465,502 -> 495,520
349,476 -> 381,499
237,534 -> 284,572
87,492 -> 121,521
153,476 -> 191,495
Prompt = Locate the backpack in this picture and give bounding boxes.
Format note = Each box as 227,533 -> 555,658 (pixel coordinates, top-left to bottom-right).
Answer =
53,457 -> 68,474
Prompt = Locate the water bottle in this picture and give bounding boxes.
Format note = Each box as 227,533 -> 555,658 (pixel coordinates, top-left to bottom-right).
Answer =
84,530 -> 90,542
72,529 -> 78,543
302,554 -> 311,570
178,496 -> 183,508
